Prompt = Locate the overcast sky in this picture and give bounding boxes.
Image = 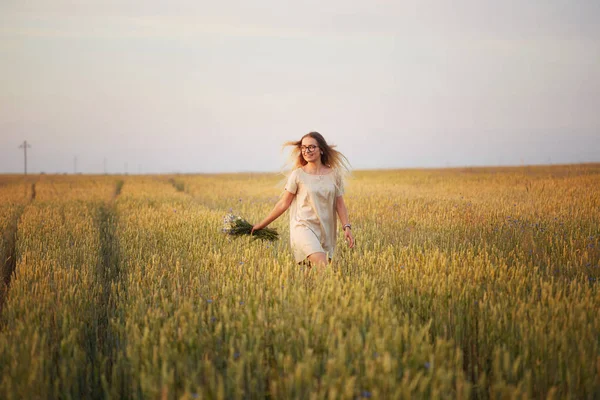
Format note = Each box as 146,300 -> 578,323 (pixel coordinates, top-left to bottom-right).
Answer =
1,0 -> 599,174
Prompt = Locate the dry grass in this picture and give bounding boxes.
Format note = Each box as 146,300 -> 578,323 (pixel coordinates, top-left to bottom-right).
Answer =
0,165 -> 598,399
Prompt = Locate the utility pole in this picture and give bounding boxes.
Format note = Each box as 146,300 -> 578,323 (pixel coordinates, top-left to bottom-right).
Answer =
18,140 -> 31,175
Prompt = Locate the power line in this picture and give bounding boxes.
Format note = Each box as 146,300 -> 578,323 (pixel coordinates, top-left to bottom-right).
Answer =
18,140 -> 31,175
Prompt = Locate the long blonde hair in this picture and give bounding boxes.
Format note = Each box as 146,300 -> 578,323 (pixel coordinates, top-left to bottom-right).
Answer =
280,132 -> 351,192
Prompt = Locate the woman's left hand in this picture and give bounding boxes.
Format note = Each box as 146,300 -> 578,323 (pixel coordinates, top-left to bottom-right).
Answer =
344,228 -> 355,248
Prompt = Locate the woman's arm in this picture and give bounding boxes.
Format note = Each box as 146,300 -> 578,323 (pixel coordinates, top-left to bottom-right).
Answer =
336,195 -> 355,248
251,190 -> 295,233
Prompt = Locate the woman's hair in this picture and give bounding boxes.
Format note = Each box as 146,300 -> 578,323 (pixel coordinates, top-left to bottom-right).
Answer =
282,131 -> 351,172
280,132 -> 351,193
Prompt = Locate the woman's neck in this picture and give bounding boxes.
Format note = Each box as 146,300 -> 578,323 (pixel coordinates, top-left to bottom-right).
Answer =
304,160 -> 325,174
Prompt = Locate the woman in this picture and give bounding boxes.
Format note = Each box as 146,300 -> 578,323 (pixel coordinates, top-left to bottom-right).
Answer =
251,132 -> 355,267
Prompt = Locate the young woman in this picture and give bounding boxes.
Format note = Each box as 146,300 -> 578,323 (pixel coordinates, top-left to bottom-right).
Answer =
251,132 -> 355,267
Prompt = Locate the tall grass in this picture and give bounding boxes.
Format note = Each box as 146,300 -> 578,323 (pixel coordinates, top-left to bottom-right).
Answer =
0,177 -> 116,399
0,165 -> 598,399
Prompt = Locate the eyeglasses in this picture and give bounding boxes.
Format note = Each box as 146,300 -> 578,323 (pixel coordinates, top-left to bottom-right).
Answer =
301,145 -> 319,153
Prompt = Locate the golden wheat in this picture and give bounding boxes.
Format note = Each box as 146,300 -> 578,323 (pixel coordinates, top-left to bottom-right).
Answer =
0,165 -> 598,399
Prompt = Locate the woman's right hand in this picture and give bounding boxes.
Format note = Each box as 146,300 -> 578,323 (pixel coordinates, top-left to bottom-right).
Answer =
252,192 -> 293,235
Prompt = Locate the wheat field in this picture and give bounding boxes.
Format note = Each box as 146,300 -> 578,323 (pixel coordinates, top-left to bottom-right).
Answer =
0,165 -> 599,399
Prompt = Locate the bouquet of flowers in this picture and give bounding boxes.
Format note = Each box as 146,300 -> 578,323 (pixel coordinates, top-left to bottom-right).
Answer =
222,213 -> 279,242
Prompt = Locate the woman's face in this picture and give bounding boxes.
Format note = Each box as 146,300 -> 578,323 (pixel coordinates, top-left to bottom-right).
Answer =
301,137 -> 321,163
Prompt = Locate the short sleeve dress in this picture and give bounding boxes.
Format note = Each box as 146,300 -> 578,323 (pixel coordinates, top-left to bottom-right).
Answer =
284,168 -> 345,263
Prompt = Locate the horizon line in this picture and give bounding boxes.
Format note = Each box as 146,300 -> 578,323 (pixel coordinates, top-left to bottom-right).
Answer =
1,161 -> 599,176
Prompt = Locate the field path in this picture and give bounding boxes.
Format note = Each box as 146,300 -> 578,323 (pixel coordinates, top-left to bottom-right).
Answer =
0,176 -> 37,316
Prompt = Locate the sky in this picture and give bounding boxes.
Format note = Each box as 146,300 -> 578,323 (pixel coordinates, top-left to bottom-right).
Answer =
1,0 -> 599,174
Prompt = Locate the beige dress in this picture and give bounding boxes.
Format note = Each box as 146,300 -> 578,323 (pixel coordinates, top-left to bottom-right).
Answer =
285,167 -> 344,263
